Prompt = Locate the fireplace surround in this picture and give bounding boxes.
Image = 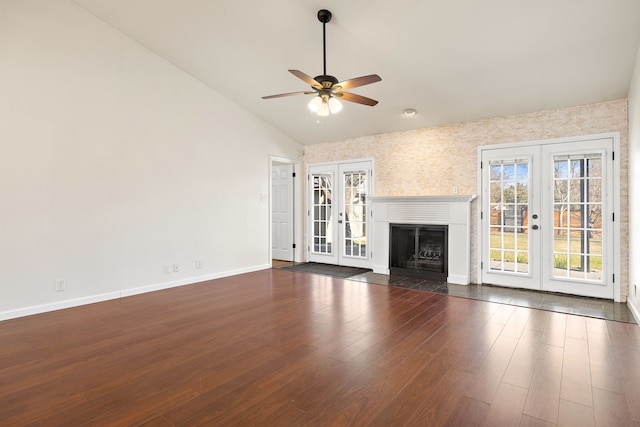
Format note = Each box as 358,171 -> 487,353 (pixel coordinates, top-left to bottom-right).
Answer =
370,195 -> 477,285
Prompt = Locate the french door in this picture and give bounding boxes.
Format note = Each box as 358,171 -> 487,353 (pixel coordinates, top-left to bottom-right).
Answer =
480,137 -> 616,299
308,161 -> 372,268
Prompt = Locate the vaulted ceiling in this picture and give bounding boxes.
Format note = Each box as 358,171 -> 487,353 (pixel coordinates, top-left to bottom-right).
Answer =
72,0 -> 640,145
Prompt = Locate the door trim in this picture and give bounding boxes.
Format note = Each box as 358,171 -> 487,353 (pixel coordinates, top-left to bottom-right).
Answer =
476,133 -> 621,301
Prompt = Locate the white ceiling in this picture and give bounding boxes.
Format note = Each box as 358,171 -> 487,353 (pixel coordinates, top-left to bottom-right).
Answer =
72,0 -> 640,145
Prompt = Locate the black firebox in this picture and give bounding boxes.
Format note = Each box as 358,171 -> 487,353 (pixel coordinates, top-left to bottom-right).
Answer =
389,224 -> 448,281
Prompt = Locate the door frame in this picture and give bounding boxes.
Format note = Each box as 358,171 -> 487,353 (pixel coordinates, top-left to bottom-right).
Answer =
269,156 -> 302,265
305,157 -> 374,267
476,133 -> 621,301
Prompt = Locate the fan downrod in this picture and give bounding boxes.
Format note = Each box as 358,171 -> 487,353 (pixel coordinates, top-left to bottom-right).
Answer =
317,9 -> 332,23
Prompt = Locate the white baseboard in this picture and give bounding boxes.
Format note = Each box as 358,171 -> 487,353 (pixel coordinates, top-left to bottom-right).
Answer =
447,275 -> 470,285
372,266 -> 390,275
627,300 -> 640,326
0,291 -> 122,322
120,264 -> 270,297
0,263 -> 271,322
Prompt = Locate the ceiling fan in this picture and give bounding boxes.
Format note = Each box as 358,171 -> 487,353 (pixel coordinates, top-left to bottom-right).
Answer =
262,9 -> 382,116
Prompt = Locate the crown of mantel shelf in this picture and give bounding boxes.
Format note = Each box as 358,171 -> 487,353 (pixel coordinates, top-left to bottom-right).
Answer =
369,195 -> 477,204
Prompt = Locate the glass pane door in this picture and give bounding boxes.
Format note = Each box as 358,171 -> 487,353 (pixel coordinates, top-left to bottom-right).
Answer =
551,154 -> 603,282
310,171 -> 336,263
308,161 -> 372,268
481,147 -> 540,291
541,140 -> 612,299
488,160 -> 530,274
481,137 -> 615,299
342,169 -> 367,258
337,162 -> 372,268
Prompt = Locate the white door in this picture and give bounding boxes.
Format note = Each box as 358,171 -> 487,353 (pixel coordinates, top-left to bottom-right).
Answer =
272,164 -> 294,261
481,146 -> 540,290
480,137 -> 616,299
308,161 -> 372,268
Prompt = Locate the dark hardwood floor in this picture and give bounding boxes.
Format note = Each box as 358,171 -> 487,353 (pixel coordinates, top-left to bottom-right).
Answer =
1,269 -> 639,426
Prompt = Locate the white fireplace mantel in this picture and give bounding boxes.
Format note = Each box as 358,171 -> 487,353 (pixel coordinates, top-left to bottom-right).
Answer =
370,195 -> 477,285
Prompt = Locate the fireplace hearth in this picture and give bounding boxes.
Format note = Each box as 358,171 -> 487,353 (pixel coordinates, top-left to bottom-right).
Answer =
390,224 -> 448,280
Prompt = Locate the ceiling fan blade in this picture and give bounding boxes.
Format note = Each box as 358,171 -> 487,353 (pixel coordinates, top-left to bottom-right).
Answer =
262,91 -> 315,100
289,70 -> 322,89
338,92 -> 378,106
334,74 -> 381,91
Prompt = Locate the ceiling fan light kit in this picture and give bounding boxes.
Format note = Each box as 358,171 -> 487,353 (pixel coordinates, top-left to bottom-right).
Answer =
308,94 -> 343,116
262,9 -> 381,116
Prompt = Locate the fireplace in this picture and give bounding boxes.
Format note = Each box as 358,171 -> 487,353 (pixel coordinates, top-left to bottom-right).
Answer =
370,195 -> 476,285
390,224 -> 448,280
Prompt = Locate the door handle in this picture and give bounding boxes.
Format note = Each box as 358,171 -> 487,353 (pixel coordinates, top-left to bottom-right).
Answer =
338,220 -> 343,224
532,225 -> 539,230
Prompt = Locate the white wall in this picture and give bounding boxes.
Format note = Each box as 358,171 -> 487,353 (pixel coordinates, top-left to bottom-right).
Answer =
0,0 -> 302,319
628,43 -> 640,322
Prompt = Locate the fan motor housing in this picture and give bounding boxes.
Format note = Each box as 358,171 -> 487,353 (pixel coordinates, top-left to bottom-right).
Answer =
314,75 -> 338,88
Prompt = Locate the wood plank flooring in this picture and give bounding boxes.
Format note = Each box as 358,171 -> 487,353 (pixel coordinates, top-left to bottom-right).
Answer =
1,269 -> 639,426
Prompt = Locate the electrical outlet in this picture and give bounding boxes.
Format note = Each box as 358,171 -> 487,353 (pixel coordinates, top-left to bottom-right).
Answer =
55,279 -> 65,292
196,260 -> 203,269
173,263 -> 180,273
163,264 -> 171,274
452,186 -> 458,194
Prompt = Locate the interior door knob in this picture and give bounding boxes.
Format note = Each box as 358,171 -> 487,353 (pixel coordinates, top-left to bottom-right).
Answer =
532,225 -> 539,230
